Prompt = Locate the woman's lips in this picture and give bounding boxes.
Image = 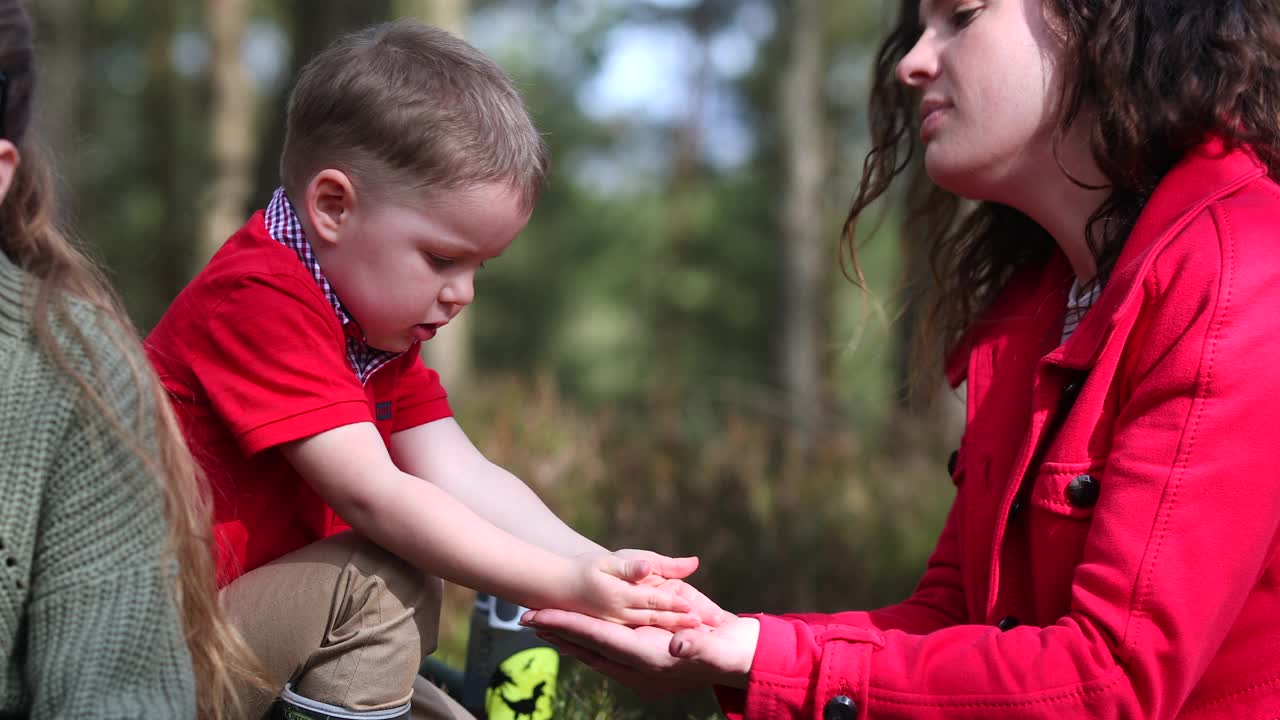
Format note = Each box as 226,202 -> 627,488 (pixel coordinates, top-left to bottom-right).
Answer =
919,99 -> 951,142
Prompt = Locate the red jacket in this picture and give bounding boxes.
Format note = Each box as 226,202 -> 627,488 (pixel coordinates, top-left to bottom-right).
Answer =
720,139 -> 1280,719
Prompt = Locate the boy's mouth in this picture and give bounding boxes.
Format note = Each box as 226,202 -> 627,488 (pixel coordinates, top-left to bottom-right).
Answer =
412,323 -> 440,341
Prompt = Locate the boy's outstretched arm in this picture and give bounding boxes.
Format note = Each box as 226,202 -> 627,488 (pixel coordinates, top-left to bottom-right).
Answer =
388,419 -> 697,579
284,421 -> 695,628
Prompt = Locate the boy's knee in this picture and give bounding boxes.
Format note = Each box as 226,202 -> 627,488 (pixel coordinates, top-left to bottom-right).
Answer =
333,532 -> 443,655
269,533 -> 444,712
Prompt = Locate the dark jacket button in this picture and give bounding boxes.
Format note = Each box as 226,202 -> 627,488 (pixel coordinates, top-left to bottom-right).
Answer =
997,616 -> 1020,631
1066,474 -> 1100,508
1009,497 -> 1026,521
947,450 -> 959,477
823,694 -> 858,720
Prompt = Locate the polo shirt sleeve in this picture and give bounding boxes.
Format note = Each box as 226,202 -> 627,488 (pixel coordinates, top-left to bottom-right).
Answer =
193,271 -> 373,455
391,351 -> 453,432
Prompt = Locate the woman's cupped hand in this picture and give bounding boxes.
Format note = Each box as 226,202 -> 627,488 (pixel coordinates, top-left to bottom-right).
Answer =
521,578 -> 760,697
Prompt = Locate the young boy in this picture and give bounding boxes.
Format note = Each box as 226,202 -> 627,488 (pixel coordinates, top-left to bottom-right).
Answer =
146,21 -> 697,720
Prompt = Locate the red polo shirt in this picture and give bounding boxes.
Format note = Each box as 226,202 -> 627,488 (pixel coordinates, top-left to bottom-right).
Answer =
146,209 -> 452,586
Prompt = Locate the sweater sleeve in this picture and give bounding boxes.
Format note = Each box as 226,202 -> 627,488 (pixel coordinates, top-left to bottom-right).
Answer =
25,313 -> 195,719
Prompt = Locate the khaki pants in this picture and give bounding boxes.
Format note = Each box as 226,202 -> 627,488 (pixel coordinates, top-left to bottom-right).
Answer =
221,532 -> 475,720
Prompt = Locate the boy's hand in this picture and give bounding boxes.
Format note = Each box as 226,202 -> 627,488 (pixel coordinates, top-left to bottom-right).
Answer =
561,553 -> 701,631
638,577 -> 735,629
601,553 -> 732,628
602,549 -> 699,583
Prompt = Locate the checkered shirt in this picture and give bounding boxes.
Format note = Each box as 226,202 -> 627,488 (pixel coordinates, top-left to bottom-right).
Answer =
265,187 -> 401,384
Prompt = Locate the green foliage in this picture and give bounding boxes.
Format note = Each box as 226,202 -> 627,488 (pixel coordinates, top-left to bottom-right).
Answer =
476,166 -> 782,403
57,0 -> 917,422
68,0 -> 208,329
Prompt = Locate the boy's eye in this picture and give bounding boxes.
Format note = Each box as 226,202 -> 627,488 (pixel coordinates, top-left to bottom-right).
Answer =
950,5 -> 980,29
425,252 -> 456,268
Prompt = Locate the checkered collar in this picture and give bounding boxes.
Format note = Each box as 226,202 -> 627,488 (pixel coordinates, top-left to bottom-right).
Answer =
265,187 -> 401,384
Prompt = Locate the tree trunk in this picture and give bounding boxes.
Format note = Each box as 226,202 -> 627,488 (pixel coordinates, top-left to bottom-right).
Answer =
30,0 -> 81,222
251,1 -> 391,204
397,0 -> 474,393
395,0 -> 467,31
778,0 -> 830,442
200,0 -> 256,265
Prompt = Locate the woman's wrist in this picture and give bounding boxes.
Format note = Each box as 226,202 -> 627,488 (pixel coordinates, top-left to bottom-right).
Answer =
725,617 -> 760,688
685,616 -> 759,689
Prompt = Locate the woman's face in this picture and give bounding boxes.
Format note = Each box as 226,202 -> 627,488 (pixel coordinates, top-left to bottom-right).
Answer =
896,0 -> 1071,201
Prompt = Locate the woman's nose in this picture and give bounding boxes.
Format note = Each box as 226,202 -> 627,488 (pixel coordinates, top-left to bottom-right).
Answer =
896,34 -> 938,89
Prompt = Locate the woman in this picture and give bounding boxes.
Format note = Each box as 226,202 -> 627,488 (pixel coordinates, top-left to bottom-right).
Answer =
523,1 -> 1280,718
0,1 -> 260,716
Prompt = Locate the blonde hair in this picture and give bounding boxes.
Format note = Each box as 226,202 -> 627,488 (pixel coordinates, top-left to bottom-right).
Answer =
0,2 -> 264,716
281,19 -> 548,210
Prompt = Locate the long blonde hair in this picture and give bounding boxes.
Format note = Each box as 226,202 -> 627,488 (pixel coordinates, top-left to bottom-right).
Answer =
0,2 -> 263,716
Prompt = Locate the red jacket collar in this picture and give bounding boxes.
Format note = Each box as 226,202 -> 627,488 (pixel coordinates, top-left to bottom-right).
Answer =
1049,137 -> 1266,369
946,137 -> 1267,385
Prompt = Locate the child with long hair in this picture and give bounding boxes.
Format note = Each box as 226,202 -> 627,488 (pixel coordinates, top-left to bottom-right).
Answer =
524,1 -> 1280,718
0,1 -> 261,716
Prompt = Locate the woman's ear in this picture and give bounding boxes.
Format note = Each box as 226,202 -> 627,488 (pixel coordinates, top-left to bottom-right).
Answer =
0,139 -> 22,203
304,168 -> 356,247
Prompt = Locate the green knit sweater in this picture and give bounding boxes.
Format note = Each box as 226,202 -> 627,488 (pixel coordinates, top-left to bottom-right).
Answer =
0,252 -> 195,718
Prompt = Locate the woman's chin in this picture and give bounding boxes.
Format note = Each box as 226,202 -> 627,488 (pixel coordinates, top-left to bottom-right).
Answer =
924,152 -> 993,202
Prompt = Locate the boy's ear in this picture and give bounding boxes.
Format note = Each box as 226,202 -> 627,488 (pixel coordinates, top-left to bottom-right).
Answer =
304,169 -> 356,246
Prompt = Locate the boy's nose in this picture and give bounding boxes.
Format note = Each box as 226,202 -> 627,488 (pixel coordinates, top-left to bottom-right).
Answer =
440,272 -> 475,307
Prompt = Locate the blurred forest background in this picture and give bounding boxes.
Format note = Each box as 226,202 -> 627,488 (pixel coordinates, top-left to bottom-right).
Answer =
32,0 -> 963,716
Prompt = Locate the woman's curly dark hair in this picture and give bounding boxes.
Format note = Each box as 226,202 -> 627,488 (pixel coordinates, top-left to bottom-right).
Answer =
843,0 -> 1280,388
